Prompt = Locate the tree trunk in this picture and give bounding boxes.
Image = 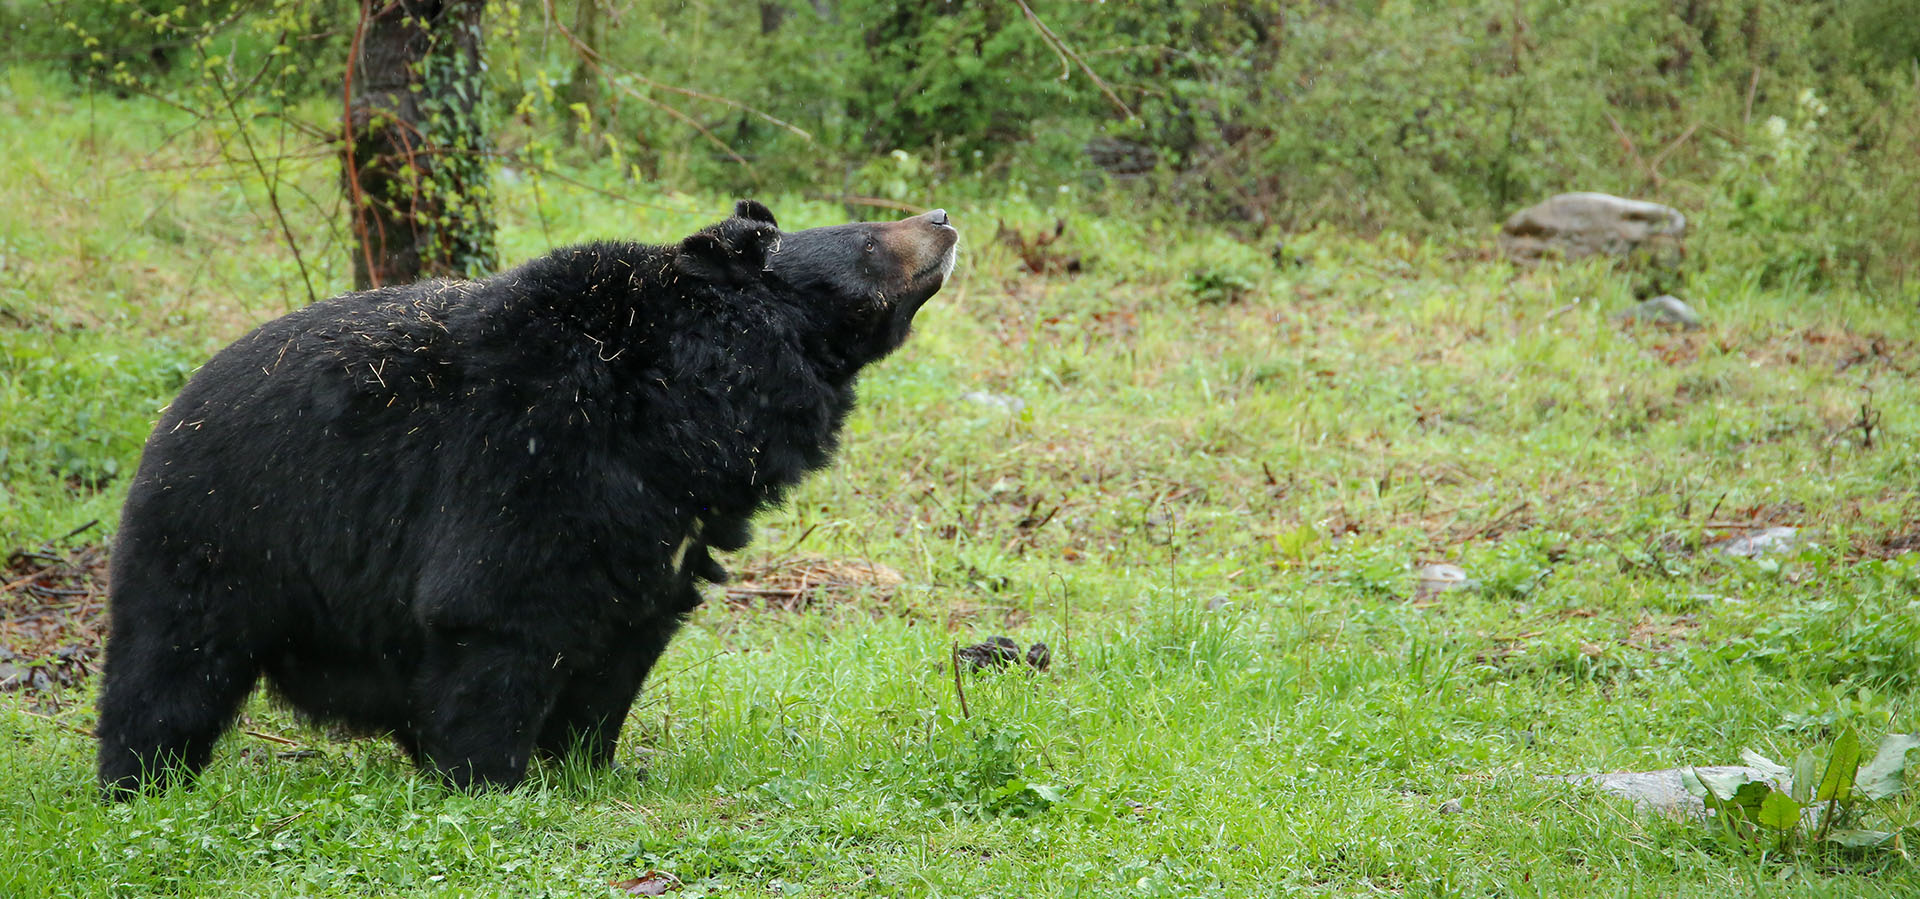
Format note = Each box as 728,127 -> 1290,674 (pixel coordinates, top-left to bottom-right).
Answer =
559,0 -> 605,114
759,2 -> 788,35
345,0 -> 496,290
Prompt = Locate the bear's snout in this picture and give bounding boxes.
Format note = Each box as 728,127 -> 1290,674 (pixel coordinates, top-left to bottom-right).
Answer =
882,210 -> 960,284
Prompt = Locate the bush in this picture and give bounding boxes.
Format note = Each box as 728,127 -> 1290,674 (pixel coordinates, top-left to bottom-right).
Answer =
17,0 -> 1918,291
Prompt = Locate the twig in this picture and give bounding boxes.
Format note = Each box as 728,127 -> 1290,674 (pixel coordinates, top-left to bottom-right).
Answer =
200,40 -> 318,305
544,1 -> 809,139
1705,491 -> 1729,522
1050,571 -> 1072,669
16,708 -> 96,739
262,811 -> 307,836
480,151 -> 701,215
540,0 -> 798,176
641,650 -> 725,691
55,520 -> 101,543
1646,122 -> 1699,178
242,729 -> 301,747
1,571 -> 47,593
950,643 -> 970,719
1546,297 -> 1584,319
1743,67 -> 1761,130
774,523 -> 820,558
1602,111 -> 1650,184
1010,0 -> 1134,120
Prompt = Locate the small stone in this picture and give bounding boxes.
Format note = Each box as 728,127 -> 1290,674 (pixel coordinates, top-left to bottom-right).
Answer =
957,636 -> 1021,671
1711,527 -> 1803,558
1436,798 -> 1466,816
1025,642 -> 1051,671
1415,563 -> 1471,598
960,391 -> 1025,414
1614,295 -> 1702,330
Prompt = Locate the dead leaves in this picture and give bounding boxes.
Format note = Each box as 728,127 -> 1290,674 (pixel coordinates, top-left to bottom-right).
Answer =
2,532 -> 108,695
610,870 -> 680,895
721,555 -> 904,613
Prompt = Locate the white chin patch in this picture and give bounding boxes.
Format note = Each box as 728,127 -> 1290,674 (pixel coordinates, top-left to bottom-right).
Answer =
938,243 -> 959,279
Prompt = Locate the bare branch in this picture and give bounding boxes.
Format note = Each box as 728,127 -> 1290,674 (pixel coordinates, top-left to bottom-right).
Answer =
198,39 -> 318,304
540,0 -> 811,178
1010,0 -> 1134,120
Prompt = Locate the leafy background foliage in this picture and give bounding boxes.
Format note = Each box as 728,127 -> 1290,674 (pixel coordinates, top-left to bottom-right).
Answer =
8,0 -> 1916,291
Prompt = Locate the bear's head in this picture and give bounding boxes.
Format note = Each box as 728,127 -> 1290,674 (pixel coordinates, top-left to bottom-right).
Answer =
675,200 -> 959,366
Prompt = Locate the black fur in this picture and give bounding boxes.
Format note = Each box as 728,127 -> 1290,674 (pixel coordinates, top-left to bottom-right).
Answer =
95,201 -> 958,797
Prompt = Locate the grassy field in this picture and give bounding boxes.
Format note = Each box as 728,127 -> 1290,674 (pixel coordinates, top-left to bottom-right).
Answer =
5,69 -> 1920,897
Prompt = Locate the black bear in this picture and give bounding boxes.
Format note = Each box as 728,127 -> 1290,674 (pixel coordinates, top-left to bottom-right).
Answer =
96,201 -> 958,797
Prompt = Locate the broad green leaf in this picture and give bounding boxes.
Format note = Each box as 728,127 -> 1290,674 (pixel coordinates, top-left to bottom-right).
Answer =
1857,733 -> 1920,801
1685,768 -> 1765,805
1687,768 -> 1775,825
1726,780 -> 1775,816
1792,749 -> 1821,804
1824,829 -> 1896,849
1817,731 -> 1864,803
1740,749 -> 1790,783
1757,791 -> 1803,831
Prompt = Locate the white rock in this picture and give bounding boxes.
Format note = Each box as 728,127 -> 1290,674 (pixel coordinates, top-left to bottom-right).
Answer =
1711,527 -> 1803,558
1415,563 -> 1472,597
961,391 -> 1026,414
1543,765 -> 1783,819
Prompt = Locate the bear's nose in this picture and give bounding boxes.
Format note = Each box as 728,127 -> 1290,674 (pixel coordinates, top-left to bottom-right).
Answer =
926,208 -> 950,227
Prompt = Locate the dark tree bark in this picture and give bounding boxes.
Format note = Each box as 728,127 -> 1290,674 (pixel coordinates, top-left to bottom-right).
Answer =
345,0 -> 496,290
558,0 -> 605,113
759,2 -> 788,35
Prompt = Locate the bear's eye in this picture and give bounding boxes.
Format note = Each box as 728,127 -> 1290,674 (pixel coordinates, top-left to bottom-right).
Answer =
864,239 -> 875,254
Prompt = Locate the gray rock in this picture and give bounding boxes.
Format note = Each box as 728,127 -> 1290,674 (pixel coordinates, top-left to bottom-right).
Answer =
1711,527 -> 1803,558
1614,295 -> 1702,330
1543,765 -> 1782,819
960,391 -> 1026,414
1499,192 -> 1686,264
1436,798 -> 1466,816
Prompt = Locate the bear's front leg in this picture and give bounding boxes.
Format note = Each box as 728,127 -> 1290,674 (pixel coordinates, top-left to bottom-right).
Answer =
536,612 -> 689,768
411,628 -> 565,791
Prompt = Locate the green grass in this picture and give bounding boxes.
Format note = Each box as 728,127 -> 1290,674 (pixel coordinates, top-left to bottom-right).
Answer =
5,68 -> 1920,897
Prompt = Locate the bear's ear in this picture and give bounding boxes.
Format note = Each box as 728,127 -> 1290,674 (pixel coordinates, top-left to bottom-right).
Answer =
733,199 -> 778,228
674,219 -> 778,285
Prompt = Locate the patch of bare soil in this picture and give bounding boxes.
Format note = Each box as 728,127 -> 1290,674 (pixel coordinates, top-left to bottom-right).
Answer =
1855,526 -> 1920,562
2,543 -> 920,695
2,536 -> 108,695
721,555 -> 905,612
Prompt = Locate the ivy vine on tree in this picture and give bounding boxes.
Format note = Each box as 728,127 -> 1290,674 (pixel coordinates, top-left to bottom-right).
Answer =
345,0 -> 496,289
